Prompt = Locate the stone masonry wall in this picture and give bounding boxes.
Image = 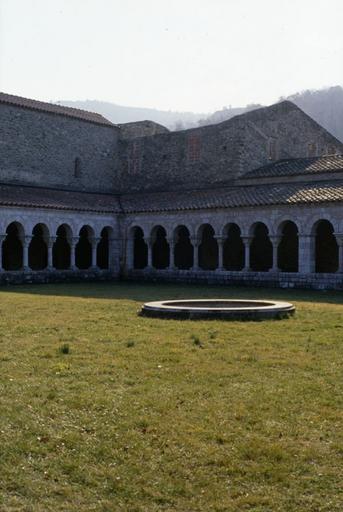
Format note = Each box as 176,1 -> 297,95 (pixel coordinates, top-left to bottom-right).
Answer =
118,102 -> 343,193
0,103 -> 119,193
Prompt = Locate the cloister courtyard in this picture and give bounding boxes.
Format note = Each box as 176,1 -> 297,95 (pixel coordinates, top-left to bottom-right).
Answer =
0,281 -> 342,511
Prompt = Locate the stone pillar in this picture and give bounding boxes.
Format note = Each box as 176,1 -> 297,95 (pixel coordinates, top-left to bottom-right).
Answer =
241,236 -> 252,272
126,237 -> 134,270
0,235 -> 6,272
334,233 -> 343,272
215,236 -> 224,271
168,238 -> 175,270
22,236 -> 32,271
145,238 -> 153,270
70,237 -> 78,270
191,237 -> 199,271
91,237 -> 100,269
47,236 -> 56,270
298,234 -> 314,273
269,236 -> 281,272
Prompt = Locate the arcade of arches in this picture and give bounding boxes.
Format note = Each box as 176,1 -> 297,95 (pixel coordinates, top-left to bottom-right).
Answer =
0,223 -> 113,272
128,220 -> 343,274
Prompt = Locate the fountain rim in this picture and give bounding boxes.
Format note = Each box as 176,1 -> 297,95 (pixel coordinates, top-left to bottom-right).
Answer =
141,298 -> 295,320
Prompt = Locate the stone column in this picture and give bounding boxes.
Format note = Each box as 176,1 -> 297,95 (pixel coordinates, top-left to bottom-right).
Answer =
126,237 -> 134,270
191,237 -> 199,271
90,237 -> 100,269
47,236 -> 56,270
334,233 -> 343,272
215,236 -> 224,271
145,237 -> 153,270
22,236 -> 32,272
168,238 -> 175,270
298,234 -> 314,273
269,236 -> 281,272
0,235 -> 6,272
241,236 -> 252,272
70,236 -> 78,270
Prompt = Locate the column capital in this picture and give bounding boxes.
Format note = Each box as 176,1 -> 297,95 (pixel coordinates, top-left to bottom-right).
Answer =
47,236 -> 57,248
190,236 -> 200,246
0,234 -> 7,243
214,235 -> 224,244
269,235 -> 281,246
70,236 -> 79,246
334,232 -> 343,245
22,235 -> 32,247
90,236 -> 101,247
241,235 -> 253,245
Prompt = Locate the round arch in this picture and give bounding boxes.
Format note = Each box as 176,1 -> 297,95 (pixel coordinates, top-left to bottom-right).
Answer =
53,224 -> 72,270
277,220 -> 299,272
312,219 -> 338,273
151,225 -> 169,269
29,223 -> 49,270
76,225 -> 94,270
2,222 -> 25,271
174,225 -> 193,269
198,223 -> 218,270
250,222 -> 272,271
222,223 -> 244,271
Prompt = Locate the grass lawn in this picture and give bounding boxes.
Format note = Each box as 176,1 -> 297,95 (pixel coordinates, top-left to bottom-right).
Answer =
0,281 -> 342,511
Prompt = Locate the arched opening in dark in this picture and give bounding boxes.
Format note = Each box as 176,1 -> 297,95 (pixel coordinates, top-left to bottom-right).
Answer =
29,224 -> 48,270
223,223 -> 244,270
199,224 -> 218,270
132,227 -> 148,269
76,226 -> 92,269
53,225 -> 71,270
278,221 -> 299,272
174,225 -> 193,269
152,226 -> 169,269
250,222 -> 272,271
314,220 -> 338,273
2,222 -> 24,271
97,227 -> 112,269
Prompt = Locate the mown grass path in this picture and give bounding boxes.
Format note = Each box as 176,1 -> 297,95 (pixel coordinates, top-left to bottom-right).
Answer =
0,282 -> 342,511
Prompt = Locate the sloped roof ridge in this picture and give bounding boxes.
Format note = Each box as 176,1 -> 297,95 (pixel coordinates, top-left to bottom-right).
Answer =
0,92 -> 115,127
242,154 -> 343,179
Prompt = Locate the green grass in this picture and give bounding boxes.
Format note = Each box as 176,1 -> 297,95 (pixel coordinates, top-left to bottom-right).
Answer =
0,281 -> 342,511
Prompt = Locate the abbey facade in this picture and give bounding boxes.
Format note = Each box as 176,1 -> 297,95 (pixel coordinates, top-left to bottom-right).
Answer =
0,92 -> 342,289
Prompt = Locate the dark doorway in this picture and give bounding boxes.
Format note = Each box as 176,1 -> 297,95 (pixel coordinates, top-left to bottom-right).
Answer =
223,224 -> 244,270
29,224 -> 48,270
53,225 -> 71,270
250,223 -> 272,271
174,226 -> 193,269
2,222 -> 23,270
76,226 -> 92,269
199,224 -> 218,270
133,227 -> 148,269
315,220 -> 338,273
152,226 -> 169,269
97,227 -> 111,269
278,221 -> 298,272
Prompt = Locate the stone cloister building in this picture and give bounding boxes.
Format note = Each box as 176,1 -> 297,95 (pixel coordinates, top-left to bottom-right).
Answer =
0,92 -> 342,289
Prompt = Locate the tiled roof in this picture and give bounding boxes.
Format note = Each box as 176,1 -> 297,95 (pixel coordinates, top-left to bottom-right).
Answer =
242,155 -> 343,179
0,184 -> 121,213
121,180 -> 343,213
0,92 -> 115,127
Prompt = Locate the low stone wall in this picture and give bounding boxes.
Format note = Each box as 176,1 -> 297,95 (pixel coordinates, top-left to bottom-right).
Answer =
126,269 -> 343,291
0,269 -> 117,286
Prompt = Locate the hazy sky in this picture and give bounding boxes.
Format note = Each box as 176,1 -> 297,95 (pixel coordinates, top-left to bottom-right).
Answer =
1,0 -> 343,112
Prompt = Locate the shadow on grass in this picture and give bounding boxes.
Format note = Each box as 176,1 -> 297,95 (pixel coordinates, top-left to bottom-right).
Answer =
0,280 -> 342,305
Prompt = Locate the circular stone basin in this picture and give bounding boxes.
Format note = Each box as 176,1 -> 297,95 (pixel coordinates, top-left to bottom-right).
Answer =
141,299 -> 295,320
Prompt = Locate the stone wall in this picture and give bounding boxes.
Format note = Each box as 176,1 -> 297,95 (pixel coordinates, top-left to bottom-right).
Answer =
118,102 -> 343,193
0,103 -> 119,193
118,120 -> 169,139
